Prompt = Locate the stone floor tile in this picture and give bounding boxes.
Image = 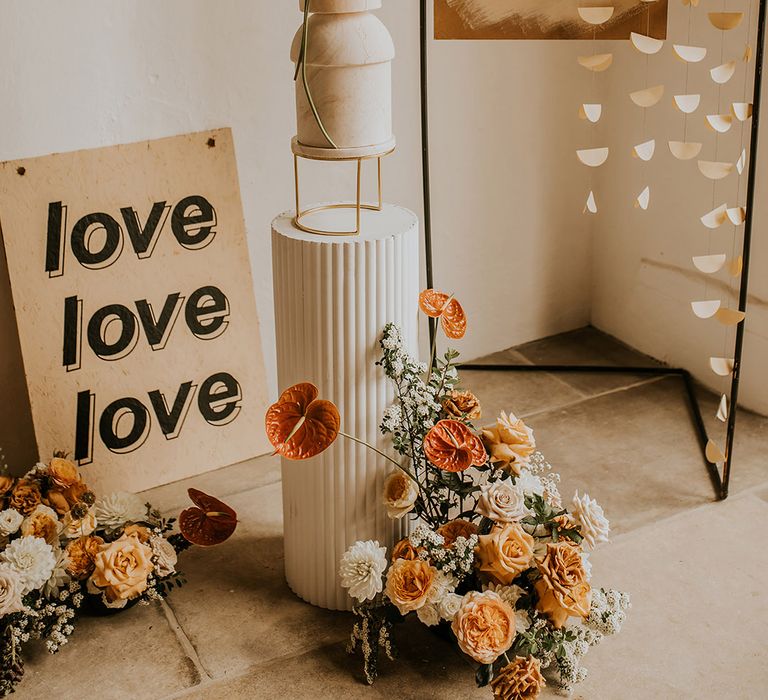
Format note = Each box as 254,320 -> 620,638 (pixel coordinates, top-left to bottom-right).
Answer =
463,348 -> 531,366
514,326 -> 664,396
21,601 -> 200,700
162,481 -> 352,680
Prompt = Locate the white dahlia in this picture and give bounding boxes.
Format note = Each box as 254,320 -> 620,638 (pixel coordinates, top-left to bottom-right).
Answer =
339,540 -> 387,602
95,492 -> 146,530
0,535 -> 57,594
572,491 -> 610,550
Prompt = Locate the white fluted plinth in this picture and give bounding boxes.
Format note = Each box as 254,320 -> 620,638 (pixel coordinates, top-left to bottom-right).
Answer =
272,205 -> 419,610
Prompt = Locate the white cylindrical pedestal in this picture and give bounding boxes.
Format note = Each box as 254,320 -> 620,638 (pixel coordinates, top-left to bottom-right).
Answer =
272,205 -> 419,610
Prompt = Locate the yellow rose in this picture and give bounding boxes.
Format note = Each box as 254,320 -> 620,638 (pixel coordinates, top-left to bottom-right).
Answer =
437,518 -> 478,548
9,480 -> 41,516
442,389 -> 482,420
390,538 -> 421,562
534,542 -> 591,629
482,412 -> 535,476
91,533 -> 154,603
385,558 -> 436,614
382,470 -> 418,519
476,523 -> 535,585
491,655 -> 546,700
47,457 -> 81,488
66,535 -> 104,579
451,590 -> 515,664
20,504 -> 60,546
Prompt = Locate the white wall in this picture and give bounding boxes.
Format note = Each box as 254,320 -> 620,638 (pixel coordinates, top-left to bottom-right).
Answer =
591,2 -> 768,414
0,0 -> 593,470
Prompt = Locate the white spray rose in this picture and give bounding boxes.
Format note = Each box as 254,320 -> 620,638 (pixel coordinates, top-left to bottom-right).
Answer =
477,480 -> 529,522
572,491 -> 610,550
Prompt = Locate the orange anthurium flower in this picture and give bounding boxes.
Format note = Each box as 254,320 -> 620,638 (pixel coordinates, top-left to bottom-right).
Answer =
423,419 -> 486,472
179,489 -> 238,546
418,289 -> 467,339
265,382 -> 340,460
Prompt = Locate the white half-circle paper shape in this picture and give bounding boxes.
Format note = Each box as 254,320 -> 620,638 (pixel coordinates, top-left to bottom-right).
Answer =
736,149 -> 746,174
633,139 -> 655,161
692,254 -> 726,273
682,0 -> 700,6
716,394 -> 728,422
729,257 -> 743,276
584,191 -> 598,214
691,300 -> 721,318
668,141 -> 702,160
727,206 -> 746,225
705,439 -> 726,463
578,53 -> 613,72
630,84 -> 664,108
711,61 -> 737,84
578,7 -> 615,24
708,12 -> 744,30
577,147 -> 609,167
673,94 -> 701,114
630,32 -> 663,54
700,204 -> 728,228
579,103 -> 602,123
710,357 -> 735,377
716,308 -> 746,326
698,161 -> 734,180
732,103 -> 753,121
706,114 -> 734,133
635,186 -> 650,210
674,44 -> 707,63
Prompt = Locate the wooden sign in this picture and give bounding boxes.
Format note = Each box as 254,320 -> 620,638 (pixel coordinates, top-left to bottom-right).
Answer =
0,128 -> 270,493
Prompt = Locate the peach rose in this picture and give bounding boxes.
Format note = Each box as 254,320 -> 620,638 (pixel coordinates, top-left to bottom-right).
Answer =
382,470 -> 418,519
9,480 -> 42,516
476,523 -> 535,585
437,518 -> 479,547
47,457 -> 81,488
534,542 -> 591,629
491,655 -> 545,700
451,590 -> 515,664
385,558 -> 436,614
66,535 -> 104,579
20,505 -> 60,546
123,524 -> 151,543
391,538 -> 421,562
442,389 -> 482,420
91,533 -> 154,603
482,412 -> 535,476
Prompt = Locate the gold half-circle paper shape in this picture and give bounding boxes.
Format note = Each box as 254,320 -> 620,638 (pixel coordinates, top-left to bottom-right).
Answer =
727,206 -> 746,225
744,44 -> 753,62
691,300 -> 721,319
710,357 -> 735,377
635,186 -> 650,210
729,257 -> 743,276
716,308 -> 746,326
630,84 -> 664,108
673,94 -> 701,114
732,103 -> 753,121
737,149 -> 746,174
700,204 -> 728,228
673,44 -> 707,63
630,32 -> 664,54
716,394 -> 728,422
708,12 -> 744,31
668,141 -> 702,160
584,191 -> 598,214
692,254 -> 726,273
698,161 -> 734,180
578,7 -> 615,24
706,114 -> 733,133
577,147 -> 609,167
633,139 -> 655,161
705,439 -> 726,463
711,61 -> 737,84
579,103 -> 602,123
578,53 -> 614,72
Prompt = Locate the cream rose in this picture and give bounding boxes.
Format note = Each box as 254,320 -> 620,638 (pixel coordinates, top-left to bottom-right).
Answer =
451,590 -> 515,664
534,542 -> 591,628
571,491 -> 610,550
150,536 -> 178,578
476,523 -> 535,585
384,558 -> 436,614
60,509 -> 97,539
477,480 -> 529,522
0,509 -> 23,537
0,565 -> 26,616
482,412 -> 535,476
382,470 -> 418,519
90,533 -> 154,605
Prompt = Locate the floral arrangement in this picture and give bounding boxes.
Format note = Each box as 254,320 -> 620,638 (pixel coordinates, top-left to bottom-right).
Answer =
0,452 -> 236,696
266,290 -> 630,699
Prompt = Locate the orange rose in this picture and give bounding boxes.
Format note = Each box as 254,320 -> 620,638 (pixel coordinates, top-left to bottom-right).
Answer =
0,475 -> 15,497
451,590 -> 515,664
534,542 -> 591,629
66,535 -> 104,579
491,655 -> 546,700
391,538 -> 421,562
437,518 -> 479,547
476,523 -> 535,585
385,558 -> 436,614
91,533 -> 154,603
47,457 -> 81,488
45,481 -> 90,515
442,389 -> 482,420
9,480 -> 41,516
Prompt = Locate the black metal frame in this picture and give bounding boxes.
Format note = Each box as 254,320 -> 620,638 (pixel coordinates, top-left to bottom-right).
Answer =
417,0 -> 767,501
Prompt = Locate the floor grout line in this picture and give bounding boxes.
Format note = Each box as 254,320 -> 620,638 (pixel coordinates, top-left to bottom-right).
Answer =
160,599 -> 213,685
